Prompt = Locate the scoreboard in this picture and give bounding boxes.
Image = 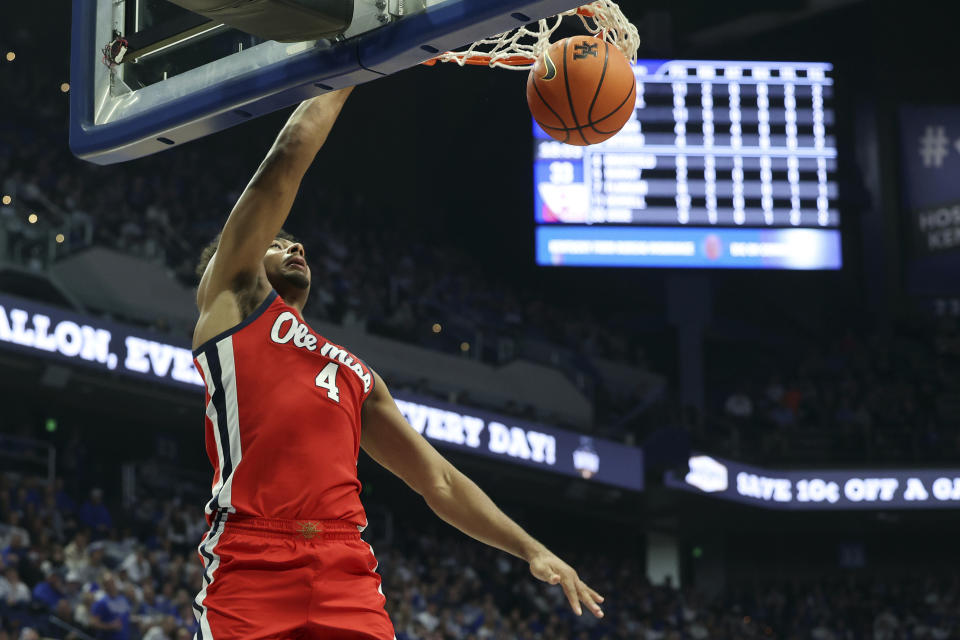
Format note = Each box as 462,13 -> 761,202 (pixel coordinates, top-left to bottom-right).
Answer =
534,60 -> 842,270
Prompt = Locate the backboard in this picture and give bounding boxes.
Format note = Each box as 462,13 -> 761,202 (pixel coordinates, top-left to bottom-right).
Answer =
70,0 -> 586,164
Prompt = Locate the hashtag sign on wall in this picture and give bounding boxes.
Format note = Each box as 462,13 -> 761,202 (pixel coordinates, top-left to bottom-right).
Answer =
918,125 -> 950,169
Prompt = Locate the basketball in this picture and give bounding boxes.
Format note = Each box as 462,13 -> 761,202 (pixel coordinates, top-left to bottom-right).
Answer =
526,35 -> 637,146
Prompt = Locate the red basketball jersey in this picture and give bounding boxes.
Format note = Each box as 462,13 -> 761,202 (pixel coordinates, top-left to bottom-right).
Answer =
192,291 -> 374,527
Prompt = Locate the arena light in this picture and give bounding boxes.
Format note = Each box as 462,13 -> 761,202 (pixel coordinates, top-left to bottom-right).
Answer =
431,323 -> 442,334
27,213 -> 38,224
4,52 -> 14,62
55,233 -> 65,244
1,195 -> 10,205
459,341 -> 470,352
60,83 -> 70,93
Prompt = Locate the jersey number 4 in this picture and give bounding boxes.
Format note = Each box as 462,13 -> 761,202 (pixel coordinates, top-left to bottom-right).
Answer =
315,362 -> 341,403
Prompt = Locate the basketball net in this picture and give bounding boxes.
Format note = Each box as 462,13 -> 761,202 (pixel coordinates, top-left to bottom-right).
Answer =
426,0 -> 640,70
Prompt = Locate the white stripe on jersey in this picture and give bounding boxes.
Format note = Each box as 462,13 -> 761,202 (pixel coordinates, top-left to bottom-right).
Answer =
196,352 -> 225,516
216,337 -> 242,513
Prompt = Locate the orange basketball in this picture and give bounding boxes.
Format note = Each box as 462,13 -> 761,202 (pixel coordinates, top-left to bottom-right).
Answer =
526,36 -> 637,146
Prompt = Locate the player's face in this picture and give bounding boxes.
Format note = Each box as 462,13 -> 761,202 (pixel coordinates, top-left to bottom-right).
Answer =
264,238 -> 311,295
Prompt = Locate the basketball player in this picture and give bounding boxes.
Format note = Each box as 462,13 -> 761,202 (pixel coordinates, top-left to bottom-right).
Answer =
191,88 -> 604,639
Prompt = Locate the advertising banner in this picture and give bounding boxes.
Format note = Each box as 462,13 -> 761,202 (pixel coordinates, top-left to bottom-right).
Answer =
394,393 -> 644,491
899,105 -> 960,293
0,292 -> 202,388
666,453 -> 960,510
0,293 -> 645,491
537,226 -> 841,269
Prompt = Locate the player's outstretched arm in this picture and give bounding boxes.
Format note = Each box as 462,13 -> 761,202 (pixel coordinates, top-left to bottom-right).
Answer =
197,89 -> 352,307
360,371 -> 605,618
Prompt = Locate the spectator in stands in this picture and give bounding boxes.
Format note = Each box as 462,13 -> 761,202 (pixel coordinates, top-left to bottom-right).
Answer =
134,580 -> 162,619
0,512 -> 30,550
30,568 -> 65,609
63,530 -> 89,576
142,615 -> 178,640
72,588 -> 97,629
415,601 -> 441,633
163,511 -> 193,553
1,530 -> 29,567
79,489 -> 112,535
11,482 -> 41,517
119,546 -> 150,583
53,479 -> 77,516
89,572 -> 131,640
78,547 -> 108,585
723,389 -> 753,420
153,581 -> 178,618
38,488 -> 67,542
0,567 -> 31,607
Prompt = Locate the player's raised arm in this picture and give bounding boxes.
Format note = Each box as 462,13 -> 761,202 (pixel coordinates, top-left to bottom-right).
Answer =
197,89 -> 352,307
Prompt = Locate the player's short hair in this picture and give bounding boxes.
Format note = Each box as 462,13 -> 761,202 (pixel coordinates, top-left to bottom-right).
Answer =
195,228 -> 298,280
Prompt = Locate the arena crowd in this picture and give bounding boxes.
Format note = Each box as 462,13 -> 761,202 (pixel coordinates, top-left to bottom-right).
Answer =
706,324 -> 960,464
2,466 -> 960,640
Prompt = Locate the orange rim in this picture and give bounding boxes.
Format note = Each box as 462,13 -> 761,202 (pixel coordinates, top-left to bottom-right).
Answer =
422,6 -> 604,68
421,53 -> 535,67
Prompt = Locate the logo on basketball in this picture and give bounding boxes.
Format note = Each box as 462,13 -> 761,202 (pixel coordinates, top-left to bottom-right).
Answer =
526,36 -> 636,146
541,52 -> 558,81
573,42 -> 598,60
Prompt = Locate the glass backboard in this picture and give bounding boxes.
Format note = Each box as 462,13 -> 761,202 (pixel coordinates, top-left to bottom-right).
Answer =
70,0 -> 586,164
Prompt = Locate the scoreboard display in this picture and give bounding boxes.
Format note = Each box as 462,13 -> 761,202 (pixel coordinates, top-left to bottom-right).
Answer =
534,60 -> 842,270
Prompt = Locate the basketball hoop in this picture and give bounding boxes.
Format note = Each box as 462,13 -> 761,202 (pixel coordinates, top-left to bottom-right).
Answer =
425,0 -> 639,70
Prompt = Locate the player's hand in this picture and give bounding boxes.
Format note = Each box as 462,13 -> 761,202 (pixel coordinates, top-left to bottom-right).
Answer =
309,86 -> 353,107
528,550 -> 604,618
304,86 -> 354,119
295,87 -> 355,146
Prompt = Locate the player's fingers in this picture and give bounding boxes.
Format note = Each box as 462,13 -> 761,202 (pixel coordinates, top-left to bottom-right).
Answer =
586,584 -> 604,602
561,576 -> 582,616
578,582 -> 604,617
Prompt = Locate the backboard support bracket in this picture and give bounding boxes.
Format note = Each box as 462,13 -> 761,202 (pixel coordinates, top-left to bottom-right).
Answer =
123,12 -> 218,62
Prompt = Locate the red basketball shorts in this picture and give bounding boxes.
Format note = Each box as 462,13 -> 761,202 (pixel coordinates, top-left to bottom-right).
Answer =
193,513 -> 396,640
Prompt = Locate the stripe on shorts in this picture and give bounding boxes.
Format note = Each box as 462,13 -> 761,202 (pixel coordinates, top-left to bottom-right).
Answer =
365,539 -> 385,597
193,510 -> 227,640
